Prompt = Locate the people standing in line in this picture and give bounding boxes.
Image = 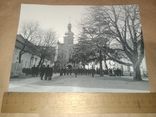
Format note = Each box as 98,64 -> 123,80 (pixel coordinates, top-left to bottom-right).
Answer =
40,65 -> 45,80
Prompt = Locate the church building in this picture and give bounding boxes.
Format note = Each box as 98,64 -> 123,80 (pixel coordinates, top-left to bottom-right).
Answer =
57,22 -> 74,69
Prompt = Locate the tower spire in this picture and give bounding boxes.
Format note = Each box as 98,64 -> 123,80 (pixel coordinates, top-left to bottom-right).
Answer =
68,17 -> 72,32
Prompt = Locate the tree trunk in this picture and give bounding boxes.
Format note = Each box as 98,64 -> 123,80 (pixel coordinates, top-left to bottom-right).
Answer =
104,60 -> 108,70
133,64 -> 142,81
103,56 -> 108,75
38,58 -> 43,68
19,52 -> 22,63
99,50 -> 103,77
41,59 -> 45,66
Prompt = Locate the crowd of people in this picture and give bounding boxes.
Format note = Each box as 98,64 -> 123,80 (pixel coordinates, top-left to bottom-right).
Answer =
58,67 -> 123,77
30,64 -> 123,80
59,67 -> 96,77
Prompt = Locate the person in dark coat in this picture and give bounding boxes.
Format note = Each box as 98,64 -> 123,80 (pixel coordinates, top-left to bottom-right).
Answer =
69,68 -> 72,75
118,68 -> 122,77
74,67 -> 78,77
63,67 -> 66,76
45,65 -> 51,80
92,68 -> 95,77
91,66 -> 95,77
35,65 -> 39,77
49,66 -> 53,80
40,65 -> 45,80
31,65 -> 35,77
66,67 -> 69,75
60,67 -> 63,76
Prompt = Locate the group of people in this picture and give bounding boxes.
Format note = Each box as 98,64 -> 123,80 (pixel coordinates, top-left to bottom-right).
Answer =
31,65 -> 54,80
59,67 -> 96,77
58,67 -> 123,78
60,67 -> 72,76
40,65 -> 54,80
31,65 -> 39,77
108,68 -> 123,76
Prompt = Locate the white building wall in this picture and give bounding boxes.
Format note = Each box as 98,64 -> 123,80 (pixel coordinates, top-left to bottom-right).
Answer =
12,47 -> 54,69
140,57 -> 148,75
12,48 -> 20,63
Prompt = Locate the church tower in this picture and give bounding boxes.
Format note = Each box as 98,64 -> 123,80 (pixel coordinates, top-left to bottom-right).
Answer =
63,22 -> 74,65
64,23 -> 74,45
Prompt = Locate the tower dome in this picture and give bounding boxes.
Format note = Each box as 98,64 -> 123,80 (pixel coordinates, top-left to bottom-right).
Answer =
65,22 -> 74,36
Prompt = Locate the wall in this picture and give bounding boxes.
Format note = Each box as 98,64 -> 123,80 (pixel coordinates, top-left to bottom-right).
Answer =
0,0 -> 156,117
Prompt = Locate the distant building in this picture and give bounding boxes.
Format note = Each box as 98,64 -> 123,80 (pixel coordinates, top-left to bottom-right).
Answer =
56,22 -> 74,69
11,34 -> 56,77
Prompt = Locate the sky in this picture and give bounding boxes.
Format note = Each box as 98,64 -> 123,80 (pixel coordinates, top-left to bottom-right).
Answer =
17,4 -> 89,43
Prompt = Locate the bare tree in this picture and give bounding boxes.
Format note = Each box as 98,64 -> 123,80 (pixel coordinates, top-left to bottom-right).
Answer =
18,21 -> 40,63
88,5 -> 144,80
33,29 -> 58,67
79,5 -> 144,80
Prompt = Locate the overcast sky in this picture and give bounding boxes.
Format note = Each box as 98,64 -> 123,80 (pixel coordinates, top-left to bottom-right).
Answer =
17,4 -> 89,43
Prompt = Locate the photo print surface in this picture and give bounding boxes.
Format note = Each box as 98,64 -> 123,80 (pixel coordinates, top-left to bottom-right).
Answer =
9,4 -> 150,92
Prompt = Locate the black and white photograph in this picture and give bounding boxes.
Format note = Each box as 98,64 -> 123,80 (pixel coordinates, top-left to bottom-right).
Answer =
9,4 -> 149,92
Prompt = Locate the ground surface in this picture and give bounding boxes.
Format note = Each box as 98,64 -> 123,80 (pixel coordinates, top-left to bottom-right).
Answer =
9,73 -> 150,92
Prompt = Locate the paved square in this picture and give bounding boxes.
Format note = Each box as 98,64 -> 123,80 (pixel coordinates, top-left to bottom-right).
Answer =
9,74 -> 149,92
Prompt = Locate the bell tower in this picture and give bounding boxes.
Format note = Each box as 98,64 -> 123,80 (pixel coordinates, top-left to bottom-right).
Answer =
63,21 -> 74,65
64,22 -> 74,45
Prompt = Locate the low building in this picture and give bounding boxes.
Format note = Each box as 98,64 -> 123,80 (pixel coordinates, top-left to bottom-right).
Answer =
11,34 -> 57,77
